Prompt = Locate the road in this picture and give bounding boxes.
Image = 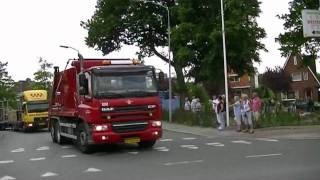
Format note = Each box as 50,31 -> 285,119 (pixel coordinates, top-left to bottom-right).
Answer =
0,129 -> 319,180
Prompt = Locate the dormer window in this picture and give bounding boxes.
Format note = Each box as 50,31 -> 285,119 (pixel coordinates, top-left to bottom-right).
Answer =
293,56 -> 297,65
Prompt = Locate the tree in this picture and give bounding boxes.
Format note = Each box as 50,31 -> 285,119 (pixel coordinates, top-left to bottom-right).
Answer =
277,0 -> 320,58
82,0 -> 266,93
0,61 -> 15,101
260,67 -> 291,93
32,58 -> 53,92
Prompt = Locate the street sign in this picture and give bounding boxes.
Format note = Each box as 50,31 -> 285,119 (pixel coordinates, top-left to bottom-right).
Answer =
302,9 -> 320,37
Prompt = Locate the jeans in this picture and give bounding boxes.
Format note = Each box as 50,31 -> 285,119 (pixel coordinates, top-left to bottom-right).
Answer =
242,111 -> 253,129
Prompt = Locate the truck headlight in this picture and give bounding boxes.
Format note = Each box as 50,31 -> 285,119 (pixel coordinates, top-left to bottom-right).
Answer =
94,124 -> 108,131
147,105 -> 156,109
151,120 -> 162,127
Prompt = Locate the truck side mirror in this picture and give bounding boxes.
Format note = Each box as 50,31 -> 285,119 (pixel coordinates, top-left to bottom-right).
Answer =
79,74 -> 89,95
79,86 -> 88,96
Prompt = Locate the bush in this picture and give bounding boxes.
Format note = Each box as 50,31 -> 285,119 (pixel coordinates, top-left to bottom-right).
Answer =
163,109 -> 217,127
259,112 -> 301,128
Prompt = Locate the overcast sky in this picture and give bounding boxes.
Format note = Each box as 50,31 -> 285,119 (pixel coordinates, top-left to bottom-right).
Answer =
0,0 -> 293,81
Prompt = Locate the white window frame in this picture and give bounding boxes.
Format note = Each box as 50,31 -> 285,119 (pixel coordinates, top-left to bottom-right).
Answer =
293,56 -> 297,65
229,76 -> 240,83
292,72 -> 302,82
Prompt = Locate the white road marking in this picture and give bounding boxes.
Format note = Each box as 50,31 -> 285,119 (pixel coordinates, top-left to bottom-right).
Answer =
36,146 -> 50,151
61,146 -> 73,149
11,148 -> 24,153
256,138 -> 279,142
231,140 -> 252,144
0,176 -> 16,180
40,172 -> 58,177
206,142 -> 225,147
164,160 -> 203,166
128,152 -> 139,155
84,168 -> 102,173
154,146 -> 170,152
61,154 -> 77,158
182,137 -> 197,140
180,145 -> 199,150
246,153 -> 283,158
0,160 -> 14,164
160,139 -> 173,142
29,157 -> 46,161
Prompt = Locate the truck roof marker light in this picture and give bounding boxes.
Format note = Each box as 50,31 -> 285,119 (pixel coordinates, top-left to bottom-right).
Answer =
102,60 -> 111,65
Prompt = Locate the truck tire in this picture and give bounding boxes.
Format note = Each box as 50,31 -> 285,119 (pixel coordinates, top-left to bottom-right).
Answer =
138,140 -> 156,149
76,123 -> 93,154
50,121 -> 57,143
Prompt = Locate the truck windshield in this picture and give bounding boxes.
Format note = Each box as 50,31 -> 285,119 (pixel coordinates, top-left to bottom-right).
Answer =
27,102 -> 49,113
92,70 -> 158,99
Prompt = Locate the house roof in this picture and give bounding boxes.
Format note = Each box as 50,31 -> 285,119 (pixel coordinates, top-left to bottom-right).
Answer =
283,52 -> 320,86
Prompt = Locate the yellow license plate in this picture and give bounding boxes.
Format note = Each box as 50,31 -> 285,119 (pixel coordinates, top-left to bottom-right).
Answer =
124,137 -> 140,144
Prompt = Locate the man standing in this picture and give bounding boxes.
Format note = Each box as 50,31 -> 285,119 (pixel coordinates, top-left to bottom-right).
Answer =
241,94 -> 254,134
252,92 -> 262,126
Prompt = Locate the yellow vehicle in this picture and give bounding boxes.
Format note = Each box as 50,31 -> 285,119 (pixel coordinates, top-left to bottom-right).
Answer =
14,90 -> 49,131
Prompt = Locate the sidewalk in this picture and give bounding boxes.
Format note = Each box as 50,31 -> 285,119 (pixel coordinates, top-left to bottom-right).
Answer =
162,121 -> 320,140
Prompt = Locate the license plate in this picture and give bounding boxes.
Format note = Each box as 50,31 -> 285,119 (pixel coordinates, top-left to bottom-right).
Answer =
124,137 -> 140,144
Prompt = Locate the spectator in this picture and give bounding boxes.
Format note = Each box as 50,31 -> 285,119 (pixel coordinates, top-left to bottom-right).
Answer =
241,94 -> 254,134
251,92 -> 262,126
217,96 -> 226,130
232,96 -> 242,132
195,98 -> 202,112
212,95 -> 220,125
184,97 -> 191,111
191,96 -> 197,113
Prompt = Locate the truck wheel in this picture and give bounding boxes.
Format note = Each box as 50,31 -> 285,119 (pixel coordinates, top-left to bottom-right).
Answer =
50,121 -> 57,143
138,140 -> 156,149
76,123 -> 92,154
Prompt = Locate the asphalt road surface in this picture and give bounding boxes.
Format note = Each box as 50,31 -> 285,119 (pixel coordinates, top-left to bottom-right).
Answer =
0,129 -> 319,180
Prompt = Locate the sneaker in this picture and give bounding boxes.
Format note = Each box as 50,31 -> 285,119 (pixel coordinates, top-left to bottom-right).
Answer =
249,129 -> 254,134
242,129 -> 248,133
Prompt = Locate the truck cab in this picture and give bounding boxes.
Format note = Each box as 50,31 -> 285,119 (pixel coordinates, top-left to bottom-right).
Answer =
49,59 -> 162,153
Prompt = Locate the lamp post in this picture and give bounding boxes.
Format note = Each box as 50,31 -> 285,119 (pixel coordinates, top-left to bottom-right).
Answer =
59,45 -> 84,72
134,0 -> 172,123
220,0 -> 230,126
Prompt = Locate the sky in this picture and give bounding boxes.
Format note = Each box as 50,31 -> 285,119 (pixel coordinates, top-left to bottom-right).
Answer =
0,0 -> 293,81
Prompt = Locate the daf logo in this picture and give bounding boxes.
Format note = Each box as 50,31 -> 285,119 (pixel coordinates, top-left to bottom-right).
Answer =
126,99 -> 133,105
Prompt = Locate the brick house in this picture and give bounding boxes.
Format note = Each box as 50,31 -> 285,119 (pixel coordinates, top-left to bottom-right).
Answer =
228,69 -> 259,97
282,53 -> 320,101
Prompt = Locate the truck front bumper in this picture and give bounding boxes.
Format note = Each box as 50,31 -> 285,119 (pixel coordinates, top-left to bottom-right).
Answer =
90,127 -> 162,144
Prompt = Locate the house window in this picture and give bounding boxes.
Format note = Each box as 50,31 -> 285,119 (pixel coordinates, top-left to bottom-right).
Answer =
293,56 -> 297,65
292,72 -> 302,81
229,76 -> 240,83
303,72 -> 308,81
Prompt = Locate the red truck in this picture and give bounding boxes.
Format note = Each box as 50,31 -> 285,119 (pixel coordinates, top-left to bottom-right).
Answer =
49,58 -> 162,153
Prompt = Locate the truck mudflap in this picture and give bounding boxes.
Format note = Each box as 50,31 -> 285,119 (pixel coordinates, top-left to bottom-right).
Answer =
90,128 -> 162,144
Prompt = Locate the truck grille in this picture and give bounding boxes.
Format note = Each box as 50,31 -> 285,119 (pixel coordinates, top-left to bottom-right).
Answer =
112,121 -> 148,133
113,105 -> 148,113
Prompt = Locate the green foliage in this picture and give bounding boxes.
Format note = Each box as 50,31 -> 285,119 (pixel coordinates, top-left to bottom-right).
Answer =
32,58 -> 53,92
82,0 -> 266,92
0,61 -> 15,102
259,112 -> 302,127
277,0 -> 320,57
255,86 -> 276,101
